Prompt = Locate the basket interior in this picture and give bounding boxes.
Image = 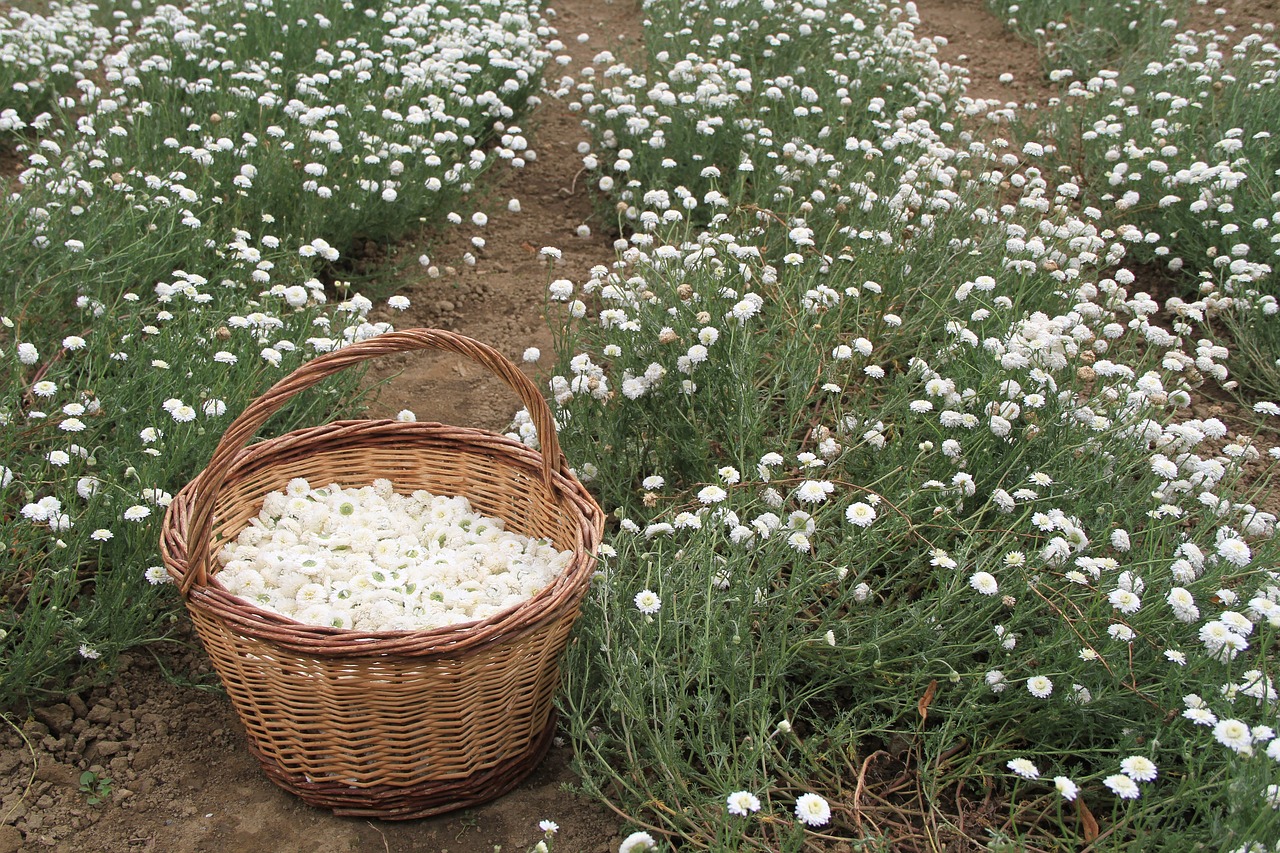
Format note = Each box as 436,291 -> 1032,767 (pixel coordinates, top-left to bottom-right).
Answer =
204,425 -> 582,585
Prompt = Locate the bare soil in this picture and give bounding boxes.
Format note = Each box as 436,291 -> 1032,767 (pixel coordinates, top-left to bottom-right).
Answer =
3,2 -> 1276,852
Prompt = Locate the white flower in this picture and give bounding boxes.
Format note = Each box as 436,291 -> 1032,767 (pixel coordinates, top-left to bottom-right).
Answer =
845,502 -> 877,527
969,572 -> 999,595
17,342 -> 39,364
1265,785 -> 1280,810
634,589 -> 661,615
387,295 -> 410,311
1121,756 -> 1157,782
522,347 -> 541,363
697,485 -> 728,504
123,505 -> 151,522
642,475 -> 665,490
1213,719 -> 1253,755
794,480 -> 833,503
784,792 -> 831,831
1006,758 -> 1039,779
1026,676 -> 1053,699
618,831 -> 657,853
1216,537 -> 1251,566
145,566 -> 171,585
1054,776 -> 1079,801
726,790 -> 761,816
78,644 -> 100,660
1104,774 -> 1140,799
1108,589 -> 1141,614
1108,624 -> 1135,643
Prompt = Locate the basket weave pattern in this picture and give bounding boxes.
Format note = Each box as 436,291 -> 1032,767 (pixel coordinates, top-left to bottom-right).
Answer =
160,330 -> 604,819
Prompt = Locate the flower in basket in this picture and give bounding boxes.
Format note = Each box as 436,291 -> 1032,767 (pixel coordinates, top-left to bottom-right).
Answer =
217,478 -> 572,631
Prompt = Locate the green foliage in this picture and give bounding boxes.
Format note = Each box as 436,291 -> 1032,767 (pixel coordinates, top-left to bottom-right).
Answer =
78,769 -> 112,805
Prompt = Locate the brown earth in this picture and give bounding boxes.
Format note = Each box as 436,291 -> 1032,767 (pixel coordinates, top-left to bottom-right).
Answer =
3,2 -> 1277,853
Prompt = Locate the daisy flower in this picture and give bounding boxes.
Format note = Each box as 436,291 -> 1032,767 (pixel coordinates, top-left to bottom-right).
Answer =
634,589 -> 661,615
969,572 -> 999,595
1120,756 -> 1158,782
1213,719 -> 1253,755
618,831 -> 657,853
794,793 -> 831,827
1053,776 -> 1079,801
845,502 -> 877,527
1104,774 -> 1141,799
794,480 -> 833,503
1006,758 -> 1039,779
1026,676 -> 1054,699
697,485 -> 728,504
726,790 -> 761,816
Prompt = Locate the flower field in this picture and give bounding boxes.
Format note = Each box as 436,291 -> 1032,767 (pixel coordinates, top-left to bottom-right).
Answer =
3,0 -> 1279,850
1,0 -> 549,702
530,0 -> 1279,848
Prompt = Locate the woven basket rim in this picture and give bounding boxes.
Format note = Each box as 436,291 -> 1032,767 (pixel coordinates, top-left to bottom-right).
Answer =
161,418 -> 602,659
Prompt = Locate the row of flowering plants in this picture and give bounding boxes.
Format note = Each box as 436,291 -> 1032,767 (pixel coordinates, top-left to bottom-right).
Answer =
517,0 -> 1279,848
990,0 -> 1280,397
0,0 -> 549,707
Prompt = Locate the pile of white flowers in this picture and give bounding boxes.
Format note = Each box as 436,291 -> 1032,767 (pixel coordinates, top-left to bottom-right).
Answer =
215,478 -> 571,631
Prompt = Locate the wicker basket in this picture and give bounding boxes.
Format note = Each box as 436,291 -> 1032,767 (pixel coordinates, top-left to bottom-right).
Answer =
159,329 -> 604,819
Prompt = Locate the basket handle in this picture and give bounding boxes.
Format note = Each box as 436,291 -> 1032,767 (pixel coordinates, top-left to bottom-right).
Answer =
181,328 -> 565,594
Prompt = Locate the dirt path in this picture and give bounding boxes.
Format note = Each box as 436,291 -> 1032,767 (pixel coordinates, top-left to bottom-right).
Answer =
361,1 -> 643,432
913,0 -> 1050,105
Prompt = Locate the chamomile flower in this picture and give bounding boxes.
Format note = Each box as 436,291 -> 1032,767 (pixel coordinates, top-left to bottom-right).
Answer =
1026,676 -> 1054,699
1006,758 -> 1039,779
1054,776 -> 1080,801
618,832 -> 656,853
1104,774 -> 1141,800
698,485 -> 728,504
794,793 -> 831,827
726,790 -> 761,816
794,480 -> 833,503
845,502 -> 877,527
1213,719 -> 1253,755
123,505 -> 151,522
1121,756 -> 1158,782
969,572 -> 999,595
634,589 -> 661,615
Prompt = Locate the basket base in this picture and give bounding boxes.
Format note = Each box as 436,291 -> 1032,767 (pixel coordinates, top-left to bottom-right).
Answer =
248,712 -> 559,820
